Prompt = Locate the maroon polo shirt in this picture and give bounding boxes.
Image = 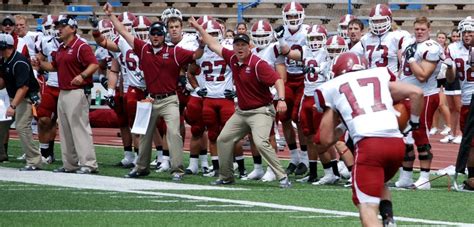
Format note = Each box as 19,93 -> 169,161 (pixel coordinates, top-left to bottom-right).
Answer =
133,38 -> 194,94
52,37 -> 97,90
222,48 -> 280,110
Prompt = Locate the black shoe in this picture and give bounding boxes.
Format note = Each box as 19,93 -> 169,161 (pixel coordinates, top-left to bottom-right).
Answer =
211,179 -> 235,185
116,161 -> 135,169
286,163 -> 297,175
295,163 -> 308,175
185,168 -> 196,175
125,169 -> 150,178
19,165 -> 41,171
202,167 -> 210,174
0,156 -> 8,163
53,167 -> 75,173
463,180 -> 474,191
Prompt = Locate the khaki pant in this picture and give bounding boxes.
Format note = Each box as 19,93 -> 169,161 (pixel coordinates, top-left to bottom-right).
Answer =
135,95 -> 183,174
16,99 -> 42,167
58,89 -> 97,171
217,105 -> 286,181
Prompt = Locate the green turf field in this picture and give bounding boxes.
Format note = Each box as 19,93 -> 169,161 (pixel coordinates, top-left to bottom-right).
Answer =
1,140 -> 473,226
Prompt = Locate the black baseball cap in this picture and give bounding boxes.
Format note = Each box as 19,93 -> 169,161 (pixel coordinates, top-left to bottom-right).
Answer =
1,16 -> 15,26
233,33 -> 250,44
149,22 -> 167,36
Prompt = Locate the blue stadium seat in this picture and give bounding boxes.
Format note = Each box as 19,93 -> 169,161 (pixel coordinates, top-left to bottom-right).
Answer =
67,5 -> 93,20
406,4 -> 422,10
389,4 -> 401,11
36,18 -> 43,32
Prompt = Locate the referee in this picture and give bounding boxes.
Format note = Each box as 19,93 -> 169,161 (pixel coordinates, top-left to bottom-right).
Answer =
0,33 -> 41,170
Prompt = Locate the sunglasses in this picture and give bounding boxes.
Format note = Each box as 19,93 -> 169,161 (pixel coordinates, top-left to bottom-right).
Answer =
149,30 -> 165,37
2,22 -> 14,27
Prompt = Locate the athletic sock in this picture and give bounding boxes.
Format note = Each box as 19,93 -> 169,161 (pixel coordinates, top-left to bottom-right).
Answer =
189,154 -> 199,171
403,167 -> 413,172
235,155 -> 245,172
252,155 -> 262,165
289,143 -> 300,165
347,165 -> 353,172
199,149 -> 209,168
299,149 -> 309,167
40,143 -> 49,158
48,140 -> 55,157
330,160 -> 340,177
468,167 -> 474,178
379,200 -> 393,220
162,149 -> 170,161
309,160 -> 317,178
211,156 -> 219,171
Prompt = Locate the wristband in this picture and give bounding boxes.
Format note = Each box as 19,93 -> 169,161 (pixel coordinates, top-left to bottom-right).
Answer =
9,104 -> 16,110
410,114 -> 420,123
81,73 -> 88,79
278,97 -> 285,101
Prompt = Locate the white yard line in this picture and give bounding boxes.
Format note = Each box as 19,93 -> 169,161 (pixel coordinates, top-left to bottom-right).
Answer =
196,204 -> 254,208
0,167 -> 472,226
1,210 -> 297,213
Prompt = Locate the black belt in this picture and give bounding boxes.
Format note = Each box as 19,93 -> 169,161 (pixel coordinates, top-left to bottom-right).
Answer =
150,92 -> 176,100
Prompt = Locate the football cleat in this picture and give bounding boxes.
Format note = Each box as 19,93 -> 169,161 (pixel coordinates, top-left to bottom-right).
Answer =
242,167 -> 265,181
312,174 -> 339,185
286,163 -> 297,175
155,160 -> 170,172
294,163 -> 308,175
261,168 -> 277,182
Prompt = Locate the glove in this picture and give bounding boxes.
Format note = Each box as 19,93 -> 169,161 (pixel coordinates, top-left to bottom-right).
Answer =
178,75 -> 187,87
274,25 -> 285,39
196,87 -> 208,97
88,15 -> 99,28
224,89 -> 236,99
104,95 -> 115,108
404,43 -> 417,63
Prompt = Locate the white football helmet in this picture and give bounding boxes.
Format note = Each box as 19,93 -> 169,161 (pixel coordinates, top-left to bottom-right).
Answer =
326,35 -> 347,59
133,16 -> 151,41
203,20 -> 223,43
42,15 -> 58,37
250,20 -> 274,49
161,7 -> 182,25
118,12 -> 136,33
369,4 -> 392,36
458,16 -> 474,34
338,14 -> 356,39
98,19 -> 115,41
282,1 -> 305,31
197,15 -> 214,26
307,24 -> 327,51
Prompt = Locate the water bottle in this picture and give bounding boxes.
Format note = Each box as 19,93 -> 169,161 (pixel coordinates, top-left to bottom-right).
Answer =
95,90 -> 101,106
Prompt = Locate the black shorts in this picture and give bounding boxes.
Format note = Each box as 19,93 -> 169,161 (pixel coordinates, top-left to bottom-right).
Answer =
437,78 -> 447,88
445,76 -> 461,95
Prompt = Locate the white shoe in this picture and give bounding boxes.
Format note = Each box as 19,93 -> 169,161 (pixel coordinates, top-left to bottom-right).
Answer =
261,168 -> 276,182
233,162 -> 239,171
203,170 -> 218,177
344,177 -> 352,188
453,135 -> 462,144
156,160 -> 170,173
338,161 -> 351,179
413,177 -> 431,190
440,135 -> 454,144
16,153 -> 26,160
429,127 -> 438,135
436,165 -> 456,176
242,167 -> 265,180
394,169 -> 413,188
150,157 -> 159,166
440,126 -> 451,136
312,174 -> 339,185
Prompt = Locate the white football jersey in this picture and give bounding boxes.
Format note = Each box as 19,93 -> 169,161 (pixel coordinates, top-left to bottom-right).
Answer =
175,33 -> 199,51
24,31 -> 42,59
114,36 -> 145,90
399,39 -> 442,96
194,42 -> 233,99
448,41 -> 474,105
36,35 -> 59,87
252,42 -> 286,99
315,67 -> 402,144
351,30 -> 412,75
301,46 -> 331,96
283,24 -> 309,75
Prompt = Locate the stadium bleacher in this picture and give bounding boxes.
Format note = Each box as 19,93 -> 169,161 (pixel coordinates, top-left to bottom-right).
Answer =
1,0 -> 473,39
